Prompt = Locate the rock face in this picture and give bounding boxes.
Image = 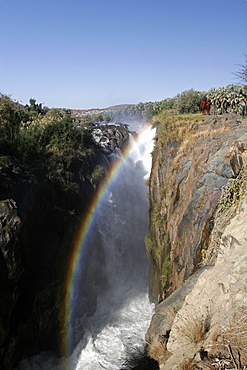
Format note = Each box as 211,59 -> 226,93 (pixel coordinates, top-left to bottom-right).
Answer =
148,196 -> 247,369
148,114 -> 247,301
0,125 -> 132,369
146,114 -> 247,368
0,199 -> 22,367
92,124 -> 132,153
0,199 -> 22,280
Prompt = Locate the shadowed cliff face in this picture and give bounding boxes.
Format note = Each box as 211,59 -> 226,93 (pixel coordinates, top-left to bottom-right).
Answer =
0,126 -> 131,369
148,114 -> 247,302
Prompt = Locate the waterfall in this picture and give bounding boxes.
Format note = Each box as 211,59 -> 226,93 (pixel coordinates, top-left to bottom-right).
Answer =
17,124 -> 156,370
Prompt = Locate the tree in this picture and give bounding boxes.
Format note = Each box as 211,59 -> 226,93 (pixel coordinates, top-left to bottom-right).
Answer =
24,98 -> 47,118
173,89 -> 205,114
207,84 -> 247,115
233,55 -> 247,86
0,94 -> 22,151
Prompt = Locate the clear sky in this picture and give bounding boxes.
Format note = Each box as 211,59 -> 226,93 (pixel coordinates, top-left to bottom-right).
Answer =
1,0 -> 246,109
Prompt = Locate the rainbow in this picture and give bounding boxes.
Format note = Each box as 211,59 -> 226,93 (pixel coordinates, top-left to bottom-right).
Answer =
62,125 -> 152,368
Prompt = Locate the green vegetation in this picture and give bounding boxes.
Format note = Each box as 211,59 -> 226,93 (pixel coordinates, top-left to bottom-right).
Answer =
207,84 -> 247,115
0,95 -> 24,155
151,202 -> 163,228
73,80 -> 247,124
0,94 -> 96,161
145,233 -> 158,258
91,164 -> 104,185
145,233 -> 172,287
172,89 -> 205,114
218,163 -> 247,211
24,98 -> 49,118
204,163 -> 247,265
160,254 -> 172,286
145,233 -> 163,275
81,88 -> 205,124
0,94 -> 101,194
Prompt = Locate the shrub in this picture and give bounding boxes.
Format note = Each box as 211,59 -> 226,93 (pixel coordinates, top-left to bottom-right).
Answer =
91,164 -> 104,184
173,89 -> 205,114
0,94 -> 23,155
207,84 -> 247,115
160,255 -> 172,286
145,234 -> 157,259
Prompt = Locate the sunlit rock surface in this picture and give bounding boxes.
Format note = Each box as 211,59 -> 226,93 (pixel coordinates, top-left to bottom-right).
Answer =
153,197 -> 247,369
147,114 -> 247,368
148,114 -> 247,300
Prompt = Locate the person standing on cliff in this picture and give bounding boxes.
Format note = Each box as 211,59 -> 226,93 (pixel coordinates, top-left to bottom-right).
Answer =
200,97 -> 207,114
206,99 -> 211,115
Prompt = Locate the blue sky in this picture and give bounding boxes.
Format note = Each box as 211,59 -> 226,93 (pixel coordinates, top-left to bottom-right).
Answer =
1,0 -> 246,109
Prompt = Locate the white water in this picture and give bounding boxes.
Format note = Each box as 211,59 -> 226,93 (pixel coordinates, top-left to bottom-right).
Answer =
17,125 -> 156,370
73,294 -> 154,370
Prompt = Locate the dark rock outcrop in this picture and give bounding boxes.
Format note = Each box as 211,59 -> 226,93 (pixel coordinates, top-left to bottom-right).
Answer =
0,199 -> 22,368
0,199 -> 22,280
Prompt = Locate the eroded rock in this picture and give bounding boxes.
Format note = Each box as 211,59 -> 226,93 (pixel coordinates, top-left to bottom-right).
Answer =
147,114 -> 247,369
0,199 -> 22,280
148,114 -> 247,300
157,196 -> 247,369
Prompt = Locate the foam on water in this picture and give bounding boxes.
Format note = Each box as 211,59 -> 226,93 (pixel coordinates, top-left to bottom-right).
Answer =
74,293 -> 154,370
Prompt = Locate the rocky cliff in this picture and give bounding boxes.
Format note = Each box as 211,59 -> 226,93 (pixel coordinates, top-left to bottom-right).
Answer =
146,113 -> 247,369
0,125 -> 131,369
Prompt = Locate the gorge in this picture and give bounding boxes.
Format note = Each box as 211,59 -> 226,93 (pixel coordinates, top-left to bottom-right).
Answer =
1,100 -> 247,369
0,116 -> 157,369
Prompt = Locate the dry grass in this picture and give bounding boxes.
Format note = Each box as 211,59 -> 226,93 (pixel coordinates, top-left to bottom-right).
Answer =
180,358 -> 199,370
154,114 -> 233,204
171,306 -> 212,351
147,342 -> 171,365
153,112 -> 203,148
147,307 -> 247,369
194,125 -> 231,141
218,307 -> 247,367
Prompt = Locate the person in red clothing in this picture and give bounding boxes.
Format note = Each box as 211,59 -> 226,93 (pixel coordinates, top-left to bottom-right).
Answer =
206,99 -> 211,115
201,97 -> 207,114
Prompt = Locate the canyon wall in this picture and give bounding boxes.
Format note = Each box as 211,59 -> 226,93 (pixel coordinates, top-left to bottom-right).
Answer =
146,113 -> 247,368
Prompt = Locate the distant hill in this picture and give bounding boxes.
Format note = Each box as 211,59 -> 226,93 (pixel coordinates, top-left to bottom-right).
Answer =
70,104 -> 134,119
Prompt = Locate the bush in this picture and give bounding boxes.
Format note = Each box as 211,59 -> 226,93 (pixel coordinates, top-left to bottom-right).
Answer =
207,84 -> 247,115
91,164 -> 104,184
41,114 -> 82,153
0,100 -> 96,164
173,89 -> 205,114
0,94 -> 23,155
